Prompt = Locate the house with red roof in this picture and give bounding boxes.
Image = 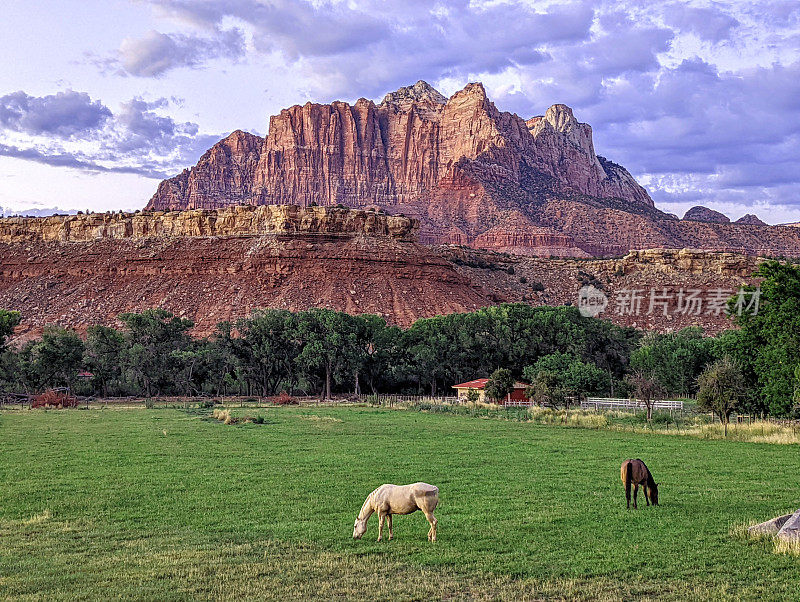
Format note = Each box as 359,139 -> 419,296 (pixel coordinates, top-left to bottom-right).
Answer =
452,378 -> 531,406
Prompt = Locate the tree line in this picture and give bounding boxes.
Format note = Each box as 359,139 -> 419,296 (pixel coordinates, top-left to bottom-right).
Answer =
0,261 -> 798,418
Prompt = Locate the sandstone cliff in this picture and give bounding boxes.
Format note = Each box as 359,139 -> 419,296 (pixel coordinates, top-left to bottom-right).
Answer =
445,247 -> 761,334
147,81 -> 655,254
0,205 -> 418,243
144,80 -> 800,258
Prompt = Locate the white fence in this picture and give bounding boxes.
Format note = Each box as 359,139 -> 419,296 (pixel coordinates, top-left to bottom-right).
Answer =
582,397 -> 684,412
366,394 -> 459,406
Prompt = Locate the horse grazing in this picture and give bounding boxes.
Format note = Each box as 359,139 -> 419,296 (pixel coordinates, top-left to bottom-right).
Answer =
353,483 -> 439,542
621,459 -> 659,509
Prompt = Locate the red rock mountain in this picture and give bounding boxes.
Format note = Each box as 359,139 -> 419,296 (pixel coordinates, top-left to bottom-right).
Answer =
0,208 -> 760,340
683,206 -> 730,224
0,207 -> 486,339
148,81 -> 800,258
735,214 -> 767,226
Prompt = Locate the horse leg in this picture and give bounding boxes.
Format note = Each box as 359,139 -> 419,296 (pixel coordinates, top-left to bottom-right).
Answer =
388,515 -> 393,541
625,479 -> 632,509
644,486 -> 650,506
424,511 -> 437,542
633,484 -> 639,509
377,513 -> 385,542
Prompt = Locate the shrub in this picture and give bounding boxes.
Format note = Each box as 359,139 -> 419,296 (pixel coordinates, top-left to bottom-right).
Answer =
31,390 -> 78,409
530,281 -> 545,292
272,391 -> 298,405
212,409 -> 236,424
649,411 -> 674,425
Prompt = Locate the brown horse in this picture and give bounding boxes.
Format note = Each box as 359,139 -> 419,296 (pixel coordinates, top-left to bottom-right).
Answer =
620,459 -> 659,509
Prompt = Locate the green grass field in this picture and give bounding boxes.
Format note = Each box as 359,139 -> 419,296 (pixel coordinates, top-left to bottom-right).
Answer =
1,406 -> 799,601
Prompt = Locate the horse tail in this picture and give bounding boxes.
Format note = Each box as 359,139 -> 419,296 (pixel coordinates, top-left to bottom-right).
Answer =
623,460 -> 633,508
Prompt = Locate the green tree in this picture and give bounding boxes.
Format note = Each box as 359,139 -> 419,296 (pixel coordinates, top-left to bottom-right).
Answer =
0,310 -> 22,395
235,310 -> 300,396
171,346 -> 210,397
722,261 -> 800,416
84,325 -> 125,396
295,309 -> 360,399
399,304 -> 638,396
17,326 -> 85,392
525,370 -> 566,408
484,368 -> 515,403
562,360 -> 610,402
628,346 -> 665,421
118,309 -> 193,397
403,314 -> 465,395
696,356 -> 746,436
633,328 -> 715,398
0,309 -> 21,351
523,352 -> 609,405
205,322 -> 244,396
348,314 -> 391,395
794,364 -> 800,408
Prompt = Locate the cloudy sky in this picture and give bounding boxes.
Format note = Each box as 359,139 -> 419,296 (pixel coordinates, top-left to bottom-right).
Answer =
1,0 -> 799,222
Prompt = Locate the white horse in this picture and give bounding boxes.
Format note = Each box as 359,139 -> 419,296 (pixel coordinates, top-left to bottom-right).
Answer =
353,482 -> 439,542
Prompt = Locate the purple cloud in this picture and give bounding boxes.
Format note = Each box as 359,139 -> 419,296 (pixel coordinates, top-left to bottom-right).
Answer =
119,28 -> 245,77
0,142 -> 170,178
134,0 -> 593,91
663,4 -> 740,42
0,91 -> 222,179
0,90 -> 111,138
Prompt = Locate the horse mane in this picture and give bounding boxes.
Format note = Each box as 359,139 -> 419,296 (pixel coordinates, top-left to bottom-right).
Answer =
357,488 -> 378,519
638,459 -> 657,488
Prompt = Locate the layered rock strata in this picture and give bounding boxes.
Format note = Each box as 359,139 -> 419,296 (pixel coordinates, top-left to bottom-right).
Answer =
0,232 -> 485,341
0,205 -> 418,243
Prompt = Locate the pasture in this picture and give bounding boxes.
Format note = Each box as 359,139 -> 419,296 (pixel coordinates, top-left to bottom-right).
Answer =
1,406 -> 799,600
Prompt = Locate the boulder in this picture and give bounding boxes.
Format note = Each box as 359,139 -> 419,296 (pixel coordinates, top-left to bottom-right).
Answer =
748,512 -> 795,536
776,508 -> 800,542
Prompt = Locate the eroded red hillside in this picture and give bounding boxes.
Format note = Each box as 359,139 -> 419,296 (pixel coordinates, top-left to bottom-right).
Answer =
0,208 -> 761,340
